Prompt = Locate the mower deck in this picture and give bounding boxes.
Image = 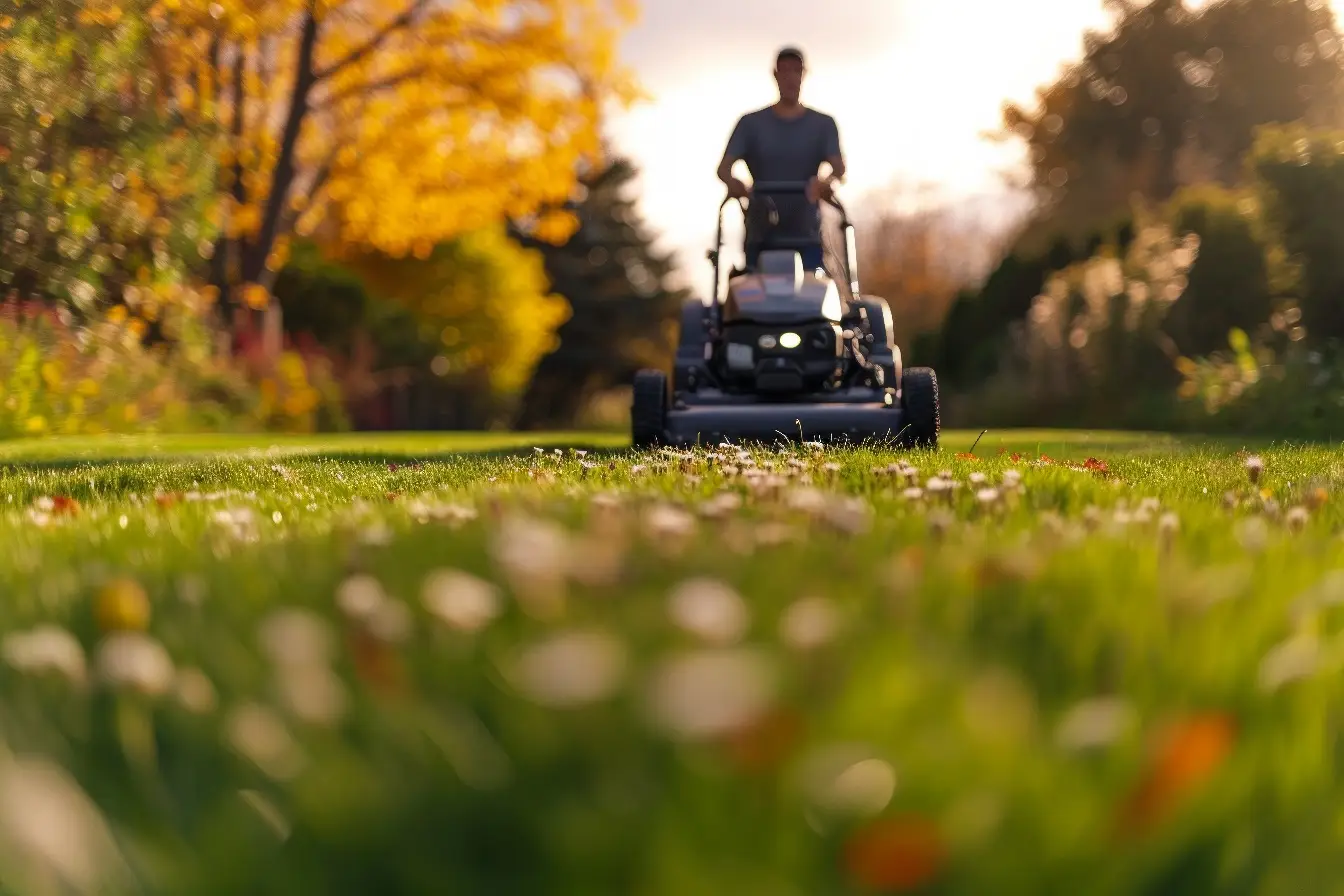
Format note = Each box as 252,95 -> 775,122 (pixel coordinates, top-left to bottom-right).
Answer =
664,399 -> 905,446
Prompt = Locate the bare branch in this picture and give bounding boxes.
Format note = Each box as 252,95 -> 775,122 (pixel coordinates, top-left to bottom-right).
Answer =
279,146 -> 339,237
312,0 -> 430,81
242,6 -> 322,284
312,64 -> 430,111
230,49 -> 247,207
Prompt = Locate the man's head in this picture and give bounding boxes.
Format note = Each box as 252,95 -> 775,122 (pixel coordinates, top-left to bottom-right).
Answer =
774,46 -> 805,105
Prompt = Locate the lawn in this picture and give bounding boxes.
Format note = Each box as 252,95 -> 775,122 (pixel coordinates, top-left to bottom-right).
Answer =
0,428 -> 1340,894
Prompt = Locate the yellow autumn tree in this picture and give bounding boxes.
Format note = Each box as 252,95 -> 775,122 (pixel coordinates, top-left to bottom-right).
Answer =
148,0 -> 639,334
339,224 -> 570,396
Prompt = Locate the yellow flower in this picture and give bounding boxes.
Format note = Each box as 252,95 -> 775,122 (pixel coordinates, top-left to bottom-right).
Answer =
107,305 -> 128,324
77,378 -> 99,397
123,403 -> 139,423
24,415 -> 46,434
283,388 -> 318,417
242,283 -> 269,310
277,352 -> 307,383
96,578 -> 151,633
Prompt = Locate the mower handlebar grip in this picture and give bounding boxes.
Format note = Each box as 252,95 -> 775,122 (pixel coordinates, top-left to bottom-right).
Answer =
725,181 -> 844,210
745,181 -> 810,195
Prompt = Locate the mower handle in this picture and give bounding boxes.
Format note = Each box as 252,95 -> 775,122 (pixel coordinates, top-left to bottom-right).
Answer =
722,180 -> 848,216
710,179 -> 855,314
746,180 -> 810,195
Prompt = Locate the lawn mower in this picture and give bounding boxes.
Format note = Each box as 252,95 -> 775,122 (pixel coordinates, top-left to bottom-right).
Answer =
631,180 -> 940,448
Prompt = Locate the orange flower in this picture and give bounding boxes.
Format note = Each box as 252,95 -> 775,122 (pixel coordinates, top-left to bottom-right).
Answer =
843,815 -> 946,892
955,453 -> 977,461
1117,713 -> 1236,835
1084,458 -> 1110,474
51,496 -> 80,515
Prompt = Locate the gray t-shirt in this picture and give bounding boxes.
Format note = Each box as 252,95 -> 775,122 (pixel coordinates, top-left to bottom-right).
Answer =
722,106 -> 842,247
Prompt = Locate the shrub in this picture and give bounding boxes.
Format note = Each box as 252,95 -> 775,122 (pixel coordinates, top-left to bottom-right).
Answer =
953,217 -> 1198,428
1171,312 -> 1344,439
1248,123 -> 1344,344
1161,184 -> 1290,356
0,292 -> 345,438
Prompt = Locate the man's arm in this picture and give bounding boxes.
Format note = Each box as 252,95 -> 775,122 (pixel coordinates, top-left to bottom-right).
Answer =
718,115 -> 751,197
820,114 -> 845,194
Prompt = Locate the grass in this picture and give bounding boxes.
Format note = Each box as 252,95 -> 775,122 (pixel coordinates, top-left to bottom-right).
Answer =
0,427 -> 1257,464
0,428 -> 1341,894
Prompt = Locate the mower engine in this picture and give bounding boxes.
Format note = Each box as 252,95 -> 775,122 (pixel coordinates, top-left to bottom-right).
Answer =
718,250 -> 845,395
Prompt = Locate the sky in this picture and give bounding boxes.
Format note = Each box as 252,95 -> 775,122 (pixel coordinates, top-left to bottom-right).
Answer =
600,0 -> 1124,290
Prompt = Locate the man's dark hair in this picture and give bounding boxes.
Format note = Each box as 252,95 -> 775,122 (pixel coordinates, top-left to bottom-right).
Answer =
776,46 -> 805,67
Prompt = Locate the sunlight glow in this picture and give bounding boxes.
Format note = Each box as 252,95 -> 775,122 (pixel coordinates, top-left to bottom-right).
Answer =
605,0 -> 1281,289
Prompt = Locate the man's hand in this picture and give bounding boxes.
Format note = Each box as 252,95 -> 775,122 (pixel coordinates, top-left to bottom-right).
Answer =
806,175 -> 835,203
725,177 -> 751,199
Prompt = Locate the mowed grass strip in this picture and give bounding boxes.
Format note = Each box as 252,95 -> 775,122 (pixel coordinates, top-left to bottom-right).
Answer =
0,431 -> 1338,894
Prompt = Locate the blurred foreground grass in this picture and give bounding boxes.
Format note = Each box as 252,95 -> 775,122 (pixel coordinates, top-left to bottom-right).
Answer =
0,429 -> 1340,894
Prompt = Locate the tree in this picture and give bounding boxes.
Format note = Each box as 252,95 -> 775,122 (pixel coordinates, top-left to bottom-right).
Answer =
853,184 -> 1013,350
0,0 -> 218,331
151,0 -> 639,349
509,153 -> 686,430
338,224 -> 571,400
998,0 -> 1344,241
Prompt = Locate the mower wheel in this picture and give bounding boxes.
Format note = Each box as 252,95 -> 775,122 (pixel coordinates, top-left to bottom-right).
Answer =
900,367 -> 940,450
631,369 -> 668,449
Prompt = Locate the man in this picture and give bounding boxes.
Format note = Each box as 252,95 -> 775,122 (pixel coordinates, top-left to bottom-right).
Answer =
717,46 -> 846,271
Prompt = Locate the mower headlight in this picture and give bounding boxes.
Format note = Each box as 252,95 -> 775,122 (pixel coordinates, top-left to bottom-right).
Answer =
779,332 -> 801,349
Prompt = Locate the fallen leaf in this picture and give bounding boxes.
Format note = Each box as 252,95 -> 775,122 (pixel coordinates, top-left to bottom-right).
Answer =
51,496 -> 80,515
1117,712 -> 1236,836
345,625 -> 406,695
843,816 -> 946,892
721,709 -> 804,773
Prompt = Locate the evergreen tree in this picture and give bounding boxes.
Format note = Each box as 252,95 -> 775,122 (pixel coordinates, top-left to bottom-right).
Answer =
510,154 -> 688,430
